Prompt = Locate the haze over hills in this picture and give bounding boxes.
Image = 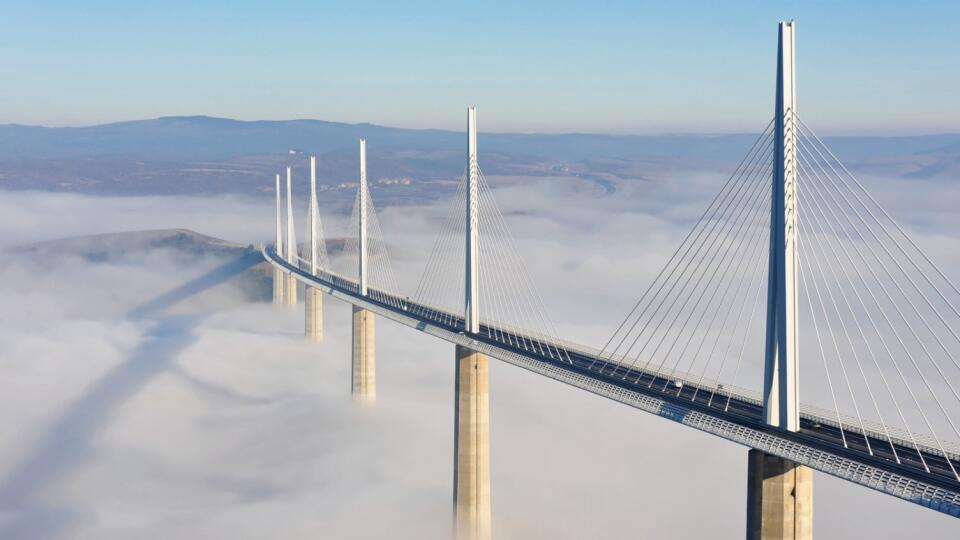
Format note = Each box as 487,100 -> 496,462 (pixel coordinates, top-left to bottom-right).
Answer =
9,228 -> 351,305
5,115 -> 960,162
0,116 -> 957,198
12,228 -> 250,261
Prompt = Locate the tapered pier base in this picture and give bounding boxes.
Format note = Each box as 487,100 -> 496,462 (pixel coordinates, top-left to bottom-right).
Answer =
747,449 -> 813,540
454,345 -> 491,540
305,287 -> 323,342
351,306 -> 375,400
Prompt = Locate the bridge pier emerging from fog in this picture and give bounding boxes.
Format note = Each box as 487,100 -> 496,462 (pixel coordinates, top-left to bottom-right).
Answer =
305,287 -> 323,341
351,306 -> 376,399
748,450 -> 813,539
454,345 -> 491,540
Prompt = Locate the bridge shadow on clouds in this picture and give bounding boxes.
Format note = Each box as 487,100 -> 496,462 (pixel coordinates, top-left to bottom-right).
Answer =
0,315 -> 202,538
0,251 -> 266,539
126,249 -> 263,320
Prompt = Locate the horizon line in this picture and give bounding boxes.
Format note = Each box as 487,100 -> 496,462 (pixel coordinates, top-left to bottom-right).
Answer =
2,114 -> 958,139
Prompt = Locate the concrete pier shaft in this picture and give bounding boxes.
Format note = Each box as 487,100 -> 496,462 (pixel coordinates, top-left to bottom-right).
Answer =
305,287 -> 323,342
454,345 -> 491,540
351,306 -> 375,400
747,449 -> 813,540
272,267 -> 285,305
285,273 -> 298,306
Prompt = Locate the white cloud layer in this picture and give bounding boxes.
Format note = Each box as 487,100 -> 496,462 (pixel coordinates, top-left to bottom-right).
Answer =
0,173 -> 958,538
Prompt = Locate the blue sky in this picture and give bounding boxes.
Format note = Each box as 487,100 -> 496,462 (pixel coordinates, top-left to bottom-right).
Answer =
2,1 -> 957,134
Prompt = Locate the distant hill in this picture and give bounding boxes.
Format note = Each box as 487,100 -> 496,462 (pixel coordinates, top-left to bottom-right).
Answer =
12,228 -> 249,262
10,229 -> 268,302
13,228 -> 348,263
0,116 -> 956,196
3,115 -> 957,162
10,229 -> 349,304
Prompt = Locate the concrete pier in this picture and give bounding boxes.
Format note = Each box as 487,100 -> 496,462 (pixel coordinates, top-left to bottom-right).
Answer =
285,273 -> 298,306
351,306 -> 375,400
454,345 -> 491,540
305,287 -> 323,342
273,267 -> 285,305
747,449 -> 813,540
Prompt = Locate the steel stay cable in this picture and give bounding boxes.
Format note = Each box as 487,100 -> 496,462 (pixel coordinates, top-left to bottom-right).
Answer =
604,159 -> 775,379
345,188 -> 362,284
799,150 -> 959,474
478,175 -> 547,354
684,178 -> 771,401
618,164 -> 773,382
366,191 -> 404,307
696,224 -> 769,405
482,202 -> 519,348
716,269 -> 766,410
594,120 -> 774,354
478,171 -> 559,358
605,132 -> 776,377
623,158 -> 774,384
642,169 -> 772,386
365,202 -> 387,305
476,184 -> 512,345
798,118 -> 960,323
597,127 -> 777,372
798,136 -> 960,415
592,121 -> 776,370
476,181 -> 516,346
428,184 -> 467,326
414,169 -> 467,309
413,174 -> 462,318
795,183 -> 875,455
798,123 -> 960,369
796,229 -> 851,449
484,190 -> 559,359
478,181 -> 521,348
373,211 -> 405,308
486,208 -> 540,352
479,170 -> 565,359
658,170 -> 773,391
798,161 -> 911,462
801,155 -> 960,472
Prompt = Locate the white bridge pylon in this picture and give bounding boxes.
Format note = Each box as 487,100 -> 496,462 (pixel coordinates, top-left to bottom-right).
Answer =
589,19 -> 960,488
337,139 -> 406,310
286,166 -> 299,305
272,171 -> 285,304
764,19 -> 799,432
465,106 -> 480,334
410,107 -> 572,364
307,155 -> 330,275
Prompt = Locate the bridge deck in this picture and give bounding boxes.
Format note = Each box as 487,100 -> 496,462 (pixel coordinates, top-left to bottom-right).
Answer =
263,247 -> 960,518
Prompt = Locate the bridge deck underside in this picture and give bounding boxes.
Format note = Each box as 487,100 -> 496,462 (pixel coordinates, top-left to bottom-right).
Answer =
264,247 -> 960,518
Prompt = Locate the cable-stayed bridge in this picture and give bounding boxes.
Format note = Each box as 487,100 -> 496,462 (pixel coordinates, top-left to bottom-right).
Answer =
262,21 -> 960,540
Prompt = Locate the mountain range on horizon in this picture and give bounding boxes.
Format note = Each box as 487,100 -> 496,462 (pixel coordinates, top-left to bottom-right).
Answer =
0,115 -> 957,198
3,114 -> 959,162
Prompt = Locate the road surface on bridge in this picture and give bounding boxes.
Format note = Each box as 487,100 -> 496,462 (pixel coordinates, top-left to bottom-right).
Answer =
263,246 -> 960,517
